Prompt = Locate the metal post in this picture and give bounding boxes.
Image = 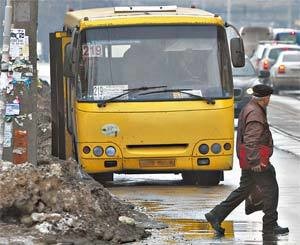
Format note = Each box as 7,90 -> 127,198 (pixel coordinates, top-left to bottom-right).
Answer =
0,0 -> 13,160
227,0 -> 232,23
287,0 -> 292,28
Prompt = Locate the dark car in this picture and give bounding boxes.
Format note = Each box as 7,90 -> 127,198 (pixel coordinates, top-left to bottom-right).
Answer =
273,28 -> 300,46
233,57 -> 261,118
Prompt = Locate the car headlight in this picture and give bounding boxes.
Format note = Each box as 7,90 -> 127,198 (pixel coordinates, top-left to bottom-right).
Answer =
246,88 -> 253,95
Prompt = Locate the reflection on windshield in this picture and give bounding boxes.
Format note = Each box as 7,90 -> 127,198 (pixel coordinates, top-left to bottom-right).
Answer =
77,25 -> 232,101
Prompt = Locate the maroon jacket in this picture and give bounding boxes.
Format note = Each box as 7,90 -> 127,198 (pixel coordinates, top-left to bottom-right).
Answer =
236,99 -> 273,169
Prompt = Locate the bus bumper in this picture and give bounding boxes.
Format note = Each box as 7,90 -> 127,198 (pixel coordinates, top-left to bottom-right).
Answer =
81,155 -> 233,173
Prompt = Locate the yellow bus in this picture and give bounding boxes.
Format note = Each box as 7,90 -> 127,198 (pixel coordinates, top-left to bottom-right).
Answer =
50,6 -> 244,185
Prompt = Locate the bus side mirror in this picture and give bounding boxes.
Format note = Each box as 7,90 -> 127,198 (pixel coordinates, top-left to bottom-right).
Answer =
63,44 -> 74,78
230,37 -> 245,67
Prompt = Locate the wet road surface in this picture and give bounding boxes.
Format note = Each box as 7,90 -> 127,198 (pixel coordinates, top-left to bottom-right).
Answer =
109,147 -> 299,244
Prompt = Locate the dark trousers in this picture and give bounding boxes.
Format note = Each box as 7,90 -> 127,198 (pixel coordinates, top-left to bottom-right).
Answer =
211,164 -> 278,231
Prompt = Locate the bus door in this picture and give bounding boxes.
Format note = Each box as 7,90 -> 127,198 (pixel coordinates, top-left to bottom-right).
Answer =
49,32 -> 73,159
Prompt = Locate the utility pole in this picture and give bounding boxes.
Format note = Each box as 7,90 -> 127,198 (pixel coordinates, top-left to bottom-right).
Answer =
1,0 -> 38,165
0,0 -> 13,161
227,0 -> 232,23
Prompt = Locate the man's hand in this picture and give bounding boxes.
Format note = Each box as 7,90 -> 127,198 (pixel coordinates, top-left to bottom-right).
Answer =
251,165 -> 262,172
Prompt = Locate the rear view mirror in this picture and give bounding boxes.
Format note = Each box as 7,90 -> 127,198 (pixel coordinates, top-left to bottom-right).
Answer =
230,38 -> 245,67
258,70 -> 270,78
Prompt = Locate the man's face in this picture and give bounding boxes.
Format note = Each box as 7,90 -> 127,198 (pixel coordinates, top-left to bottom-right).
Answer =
263,95 -> 271,107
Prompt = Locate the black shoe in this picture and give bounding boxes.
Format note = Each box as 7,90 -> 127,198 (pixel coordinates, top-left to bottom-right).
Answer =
205,212 -> 225,235
263,225 -> 289,235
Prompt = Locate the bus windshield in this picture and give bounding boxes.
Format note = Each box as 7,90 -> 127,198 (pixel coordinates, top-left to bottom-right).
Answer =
77,25 -> 232,102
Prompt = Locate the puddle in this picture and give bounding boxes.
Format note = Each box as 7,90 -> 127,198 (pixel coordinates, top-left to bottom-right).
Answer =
159,218 -> 234,240
138,200 -> 173,212
135,200 -> 236,241
135,199 -> 234,240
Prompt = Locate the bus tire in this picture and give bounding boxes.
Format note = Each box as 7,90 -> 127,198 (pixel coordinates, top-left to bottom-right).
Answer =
91,173 -> 114,184
182,171 -> 221,186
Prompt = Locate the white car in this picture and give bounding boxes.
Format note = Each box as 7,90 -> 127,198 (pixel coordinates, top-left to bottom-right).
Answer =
250,41 -> 271,72
270,50 -> 300,93
257,43 -> 300,76
250,40 -> 294,73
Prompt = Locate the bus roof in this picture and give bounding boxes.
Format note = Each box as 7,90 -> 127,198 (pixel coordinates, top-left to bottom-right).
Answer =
64,6 -> 221,29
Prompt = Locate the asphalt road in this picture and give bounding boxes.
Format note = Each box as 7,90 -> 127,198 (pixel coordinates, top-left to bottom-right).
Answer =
109,94 -> 300,245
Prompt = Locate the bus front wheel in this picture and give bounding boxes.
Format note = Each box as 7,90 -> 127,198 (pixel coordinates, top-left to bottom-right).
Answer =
182,171 -> 222,186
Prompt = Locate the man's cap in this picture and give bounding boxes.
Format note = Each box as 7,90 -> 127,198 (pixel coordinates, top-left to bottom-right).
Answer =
252,84 -> 273,97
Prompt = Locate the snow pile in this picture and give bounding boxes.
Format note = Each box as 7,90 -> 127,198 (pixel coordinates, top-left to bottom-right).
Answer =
0,158 -> 150,243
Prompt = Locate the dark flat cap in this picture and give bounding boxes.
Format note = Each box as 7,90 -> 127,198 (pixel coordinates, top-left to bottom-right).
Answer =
252,84 -> 273,97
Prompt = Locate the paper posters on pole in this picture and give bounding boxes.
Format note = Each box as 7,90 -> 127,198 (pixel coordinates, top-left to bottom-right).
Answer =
22,36 -> 29,60
5,103 -> 20,116
3,122 -> 13,148
10,29 -> 26,59
11,29 -> 25,45
0,72 -> 9,90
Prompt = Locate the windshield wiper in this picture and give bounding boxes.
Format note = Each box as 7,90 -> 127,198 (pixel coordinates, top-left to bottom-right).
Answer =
97,85 -> 167,107
139,89 -> 216,104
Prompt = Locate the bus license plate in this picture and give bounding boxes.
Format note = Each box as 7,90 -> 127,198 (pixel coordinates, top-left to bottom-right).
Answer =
139,159 -> 175,168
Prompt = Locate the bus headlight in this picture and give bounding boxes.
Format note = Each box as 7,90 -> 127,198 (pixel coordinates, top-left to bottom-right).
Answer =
93,146 -> 104,157
211,143 -> 221,154
199,144 -> 209,154
105,146 -> 116,157
246,88 -> 253,95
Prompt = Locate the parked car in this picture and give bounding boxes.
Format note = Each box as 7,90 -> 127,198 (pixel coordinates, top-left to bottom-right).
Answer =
239,26 -> 273,57
257,43 -> 300,76
233,57 -> 261,118
269,50 -> 300,93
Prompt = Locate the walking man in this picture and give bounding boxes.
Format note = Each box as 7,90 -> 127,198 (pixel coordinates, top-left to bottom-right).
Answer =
205,84 -> 289,236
